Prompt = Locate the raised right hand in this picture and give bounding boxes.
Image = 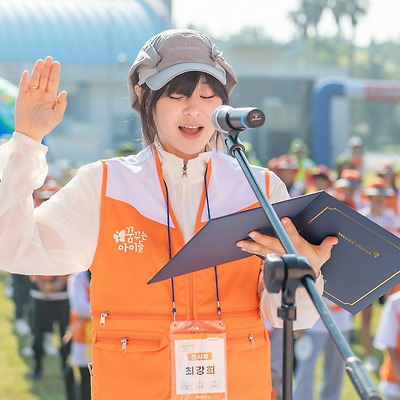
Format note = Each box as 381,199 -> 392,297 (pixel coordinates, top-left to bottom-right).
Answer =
14,56 -> 67,142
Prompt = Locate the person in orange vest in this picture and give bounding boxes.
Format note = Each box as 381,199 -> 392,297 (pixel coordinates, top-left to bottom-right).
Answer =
64,271 -> 92,400
0,29 -> 337,399
306,164 -> 333,194
377,162 -> 400,217
346,135 -> 364,174
374,290 -> 400,399
289,138 -> 315,195
272,154 -> 304,198
332,168 -> 363,211
359,177 -> 400,373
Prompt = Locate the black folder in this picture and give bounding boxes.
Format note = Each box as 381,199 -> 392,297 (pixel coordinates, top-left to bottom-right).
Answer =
148,190 -> 400,314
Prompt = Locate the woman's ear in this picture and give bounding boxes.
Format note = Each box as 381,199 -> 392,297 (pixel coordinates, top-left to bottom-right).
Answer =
135,85 -> 143,105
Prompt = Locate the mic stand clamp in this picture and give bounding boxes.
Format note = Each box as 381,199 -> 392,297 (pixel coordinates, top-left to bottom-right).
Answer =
265,254 -> 316,322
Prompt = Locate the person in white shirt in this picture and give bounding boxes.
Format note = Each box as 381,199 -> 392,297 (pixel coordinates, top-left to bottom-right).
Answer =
0,29 -> 337,399
374,291 -> 400,400
359,177 -> 400,373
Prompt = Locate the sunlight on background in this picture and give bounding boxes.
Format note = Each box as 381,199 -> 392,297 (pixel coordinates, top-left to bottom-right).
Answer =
172,0 -> 400,46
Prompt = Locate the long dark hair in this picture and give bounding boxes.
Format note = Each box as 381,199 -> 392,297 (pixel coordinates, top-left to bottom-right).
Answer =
138,71 -> 229,148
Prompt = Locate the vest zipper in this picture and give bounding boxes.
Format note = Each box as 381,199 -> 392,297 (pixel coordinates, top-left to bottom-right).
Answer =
100,312 -> 109,327
95,334 -> 161,353
181,164 -> 188,202
121,337 -> 127,353
227,331 -> 265,350
248,334 -> 255,349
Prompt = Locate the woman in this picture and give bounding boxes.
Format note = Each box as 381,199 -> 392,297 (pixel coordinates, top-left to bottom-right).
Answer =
0,29 -> 337,399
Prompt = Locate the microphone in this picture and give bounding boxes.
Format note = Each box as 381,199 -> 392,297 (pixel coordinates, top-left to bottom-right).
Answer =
211,105 -> 266,133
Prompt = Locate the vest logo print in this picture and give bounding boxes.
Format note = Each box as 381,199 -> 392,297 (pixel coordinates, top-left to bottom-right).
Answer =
113,226 -> 148,253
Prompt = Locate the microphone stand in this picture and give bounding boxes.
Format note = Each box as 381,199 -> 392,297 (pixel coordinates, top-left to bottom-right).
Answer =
224,131 -> 381,400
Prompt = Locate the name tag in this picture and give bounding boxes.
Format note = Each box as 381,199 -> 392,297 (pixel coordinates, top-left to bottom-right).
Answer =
170,320 -> 227,400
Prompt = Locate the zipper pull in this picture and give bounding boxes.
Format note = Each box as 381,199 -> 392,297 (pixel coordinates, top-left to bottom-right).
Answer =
100,312 -> 108,327
248,334 -> 255,350
121,337 -> 127,353
182,164 -> 187,178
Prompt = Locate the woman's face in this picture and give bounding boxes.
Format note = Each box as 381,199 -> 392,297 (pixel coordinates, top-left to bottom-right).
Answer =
154,76 -> 223,163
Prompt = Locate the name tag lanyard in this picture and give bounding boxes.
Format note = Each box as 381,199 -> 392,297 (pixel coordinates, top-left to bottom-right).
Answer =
164,165 -> 228,400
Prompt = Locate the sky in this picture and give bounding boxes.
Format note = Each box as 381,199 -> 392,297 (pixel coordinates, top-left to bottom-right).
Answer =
171,0 -> 400,47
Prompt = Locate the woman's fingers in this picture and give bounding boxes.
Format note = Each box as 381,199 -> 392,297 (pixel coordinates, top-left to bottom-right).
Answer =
24,57 -> 58,93
47,60 -> 61,94
236,217 -> 338,275
317,236 -> 338,259
54,91 -> 68,118
27,58 -> 45,90
237,230 -> 284,258
37,56 -> 54,92
18,70 -> 30,93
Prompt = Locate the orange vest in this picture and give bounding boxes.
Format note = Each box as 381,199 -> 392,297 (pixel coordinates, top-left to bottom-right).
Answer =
69,276 -> 91,345
89,146 -> 272,399
379,306 -> 400,384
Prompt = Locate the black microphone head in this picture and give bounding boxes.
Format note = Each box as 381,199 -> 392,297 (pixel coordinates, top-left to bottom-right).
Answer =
242,108 -> 265,129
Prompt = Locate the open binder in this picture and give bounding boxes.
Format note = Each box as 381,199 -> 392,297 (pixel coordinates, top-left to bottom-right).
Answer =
148,190 -> 400,314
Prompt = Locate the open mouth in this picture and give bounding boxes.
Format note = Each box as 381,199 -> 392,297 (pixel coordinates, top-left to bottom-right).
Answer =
179,125 -> 204,135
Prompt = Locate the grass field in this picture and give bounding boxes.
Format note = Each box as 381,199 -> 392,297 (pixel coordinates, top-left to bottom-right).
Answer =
0,271 -> 73,400
0,270 -> 384,399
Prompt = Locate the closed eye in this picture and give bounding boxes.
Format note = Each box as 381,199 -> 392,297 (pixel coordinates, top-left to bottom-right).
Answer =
169,95 -> 185,100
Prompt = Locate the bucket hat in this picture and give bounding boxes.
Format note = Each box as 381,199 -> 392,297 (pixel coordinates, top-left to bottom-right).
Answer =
128,29 -> 237,111
364,177 -> 395,197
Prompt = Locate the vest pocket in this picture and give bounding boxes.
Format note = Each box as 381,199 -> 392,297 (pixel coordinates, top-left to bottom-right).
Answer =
91,329 -> 170,399
226,325 -> 271,400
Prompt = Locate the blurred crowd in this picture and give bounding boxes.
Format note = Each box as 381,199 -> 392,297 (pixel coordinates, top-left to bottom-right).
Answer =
253,136 -> 400,400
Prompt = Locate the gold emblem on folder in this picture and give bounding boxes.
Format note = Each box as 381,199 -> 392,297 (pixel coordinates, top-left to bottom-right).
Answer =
367,247 -> 380,258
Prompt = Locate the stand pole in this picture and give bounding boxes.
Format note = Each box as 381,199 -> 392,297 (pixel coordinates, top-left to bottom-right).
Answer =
225,133 -> 381,400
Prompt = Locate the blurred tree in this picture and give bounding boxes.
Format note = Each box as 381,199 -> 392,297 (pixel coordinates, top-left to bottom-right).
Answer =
327,0 -> 370,38
289,0 -> 369,40
288,0 -> 328,38
204,1 -> 400,155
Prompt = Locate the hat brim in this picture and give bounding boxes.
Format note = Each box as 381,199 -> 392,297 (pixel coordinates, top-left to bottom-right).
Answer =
145,62 -> 227,91
129,61 -> 237,112
335,179 -> 361,189
364,188 -> 395,196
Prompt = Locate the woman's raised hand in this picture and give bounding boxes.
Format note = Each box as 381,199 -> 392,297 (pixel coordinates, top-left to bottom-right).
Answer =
14,56 -> 67,142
